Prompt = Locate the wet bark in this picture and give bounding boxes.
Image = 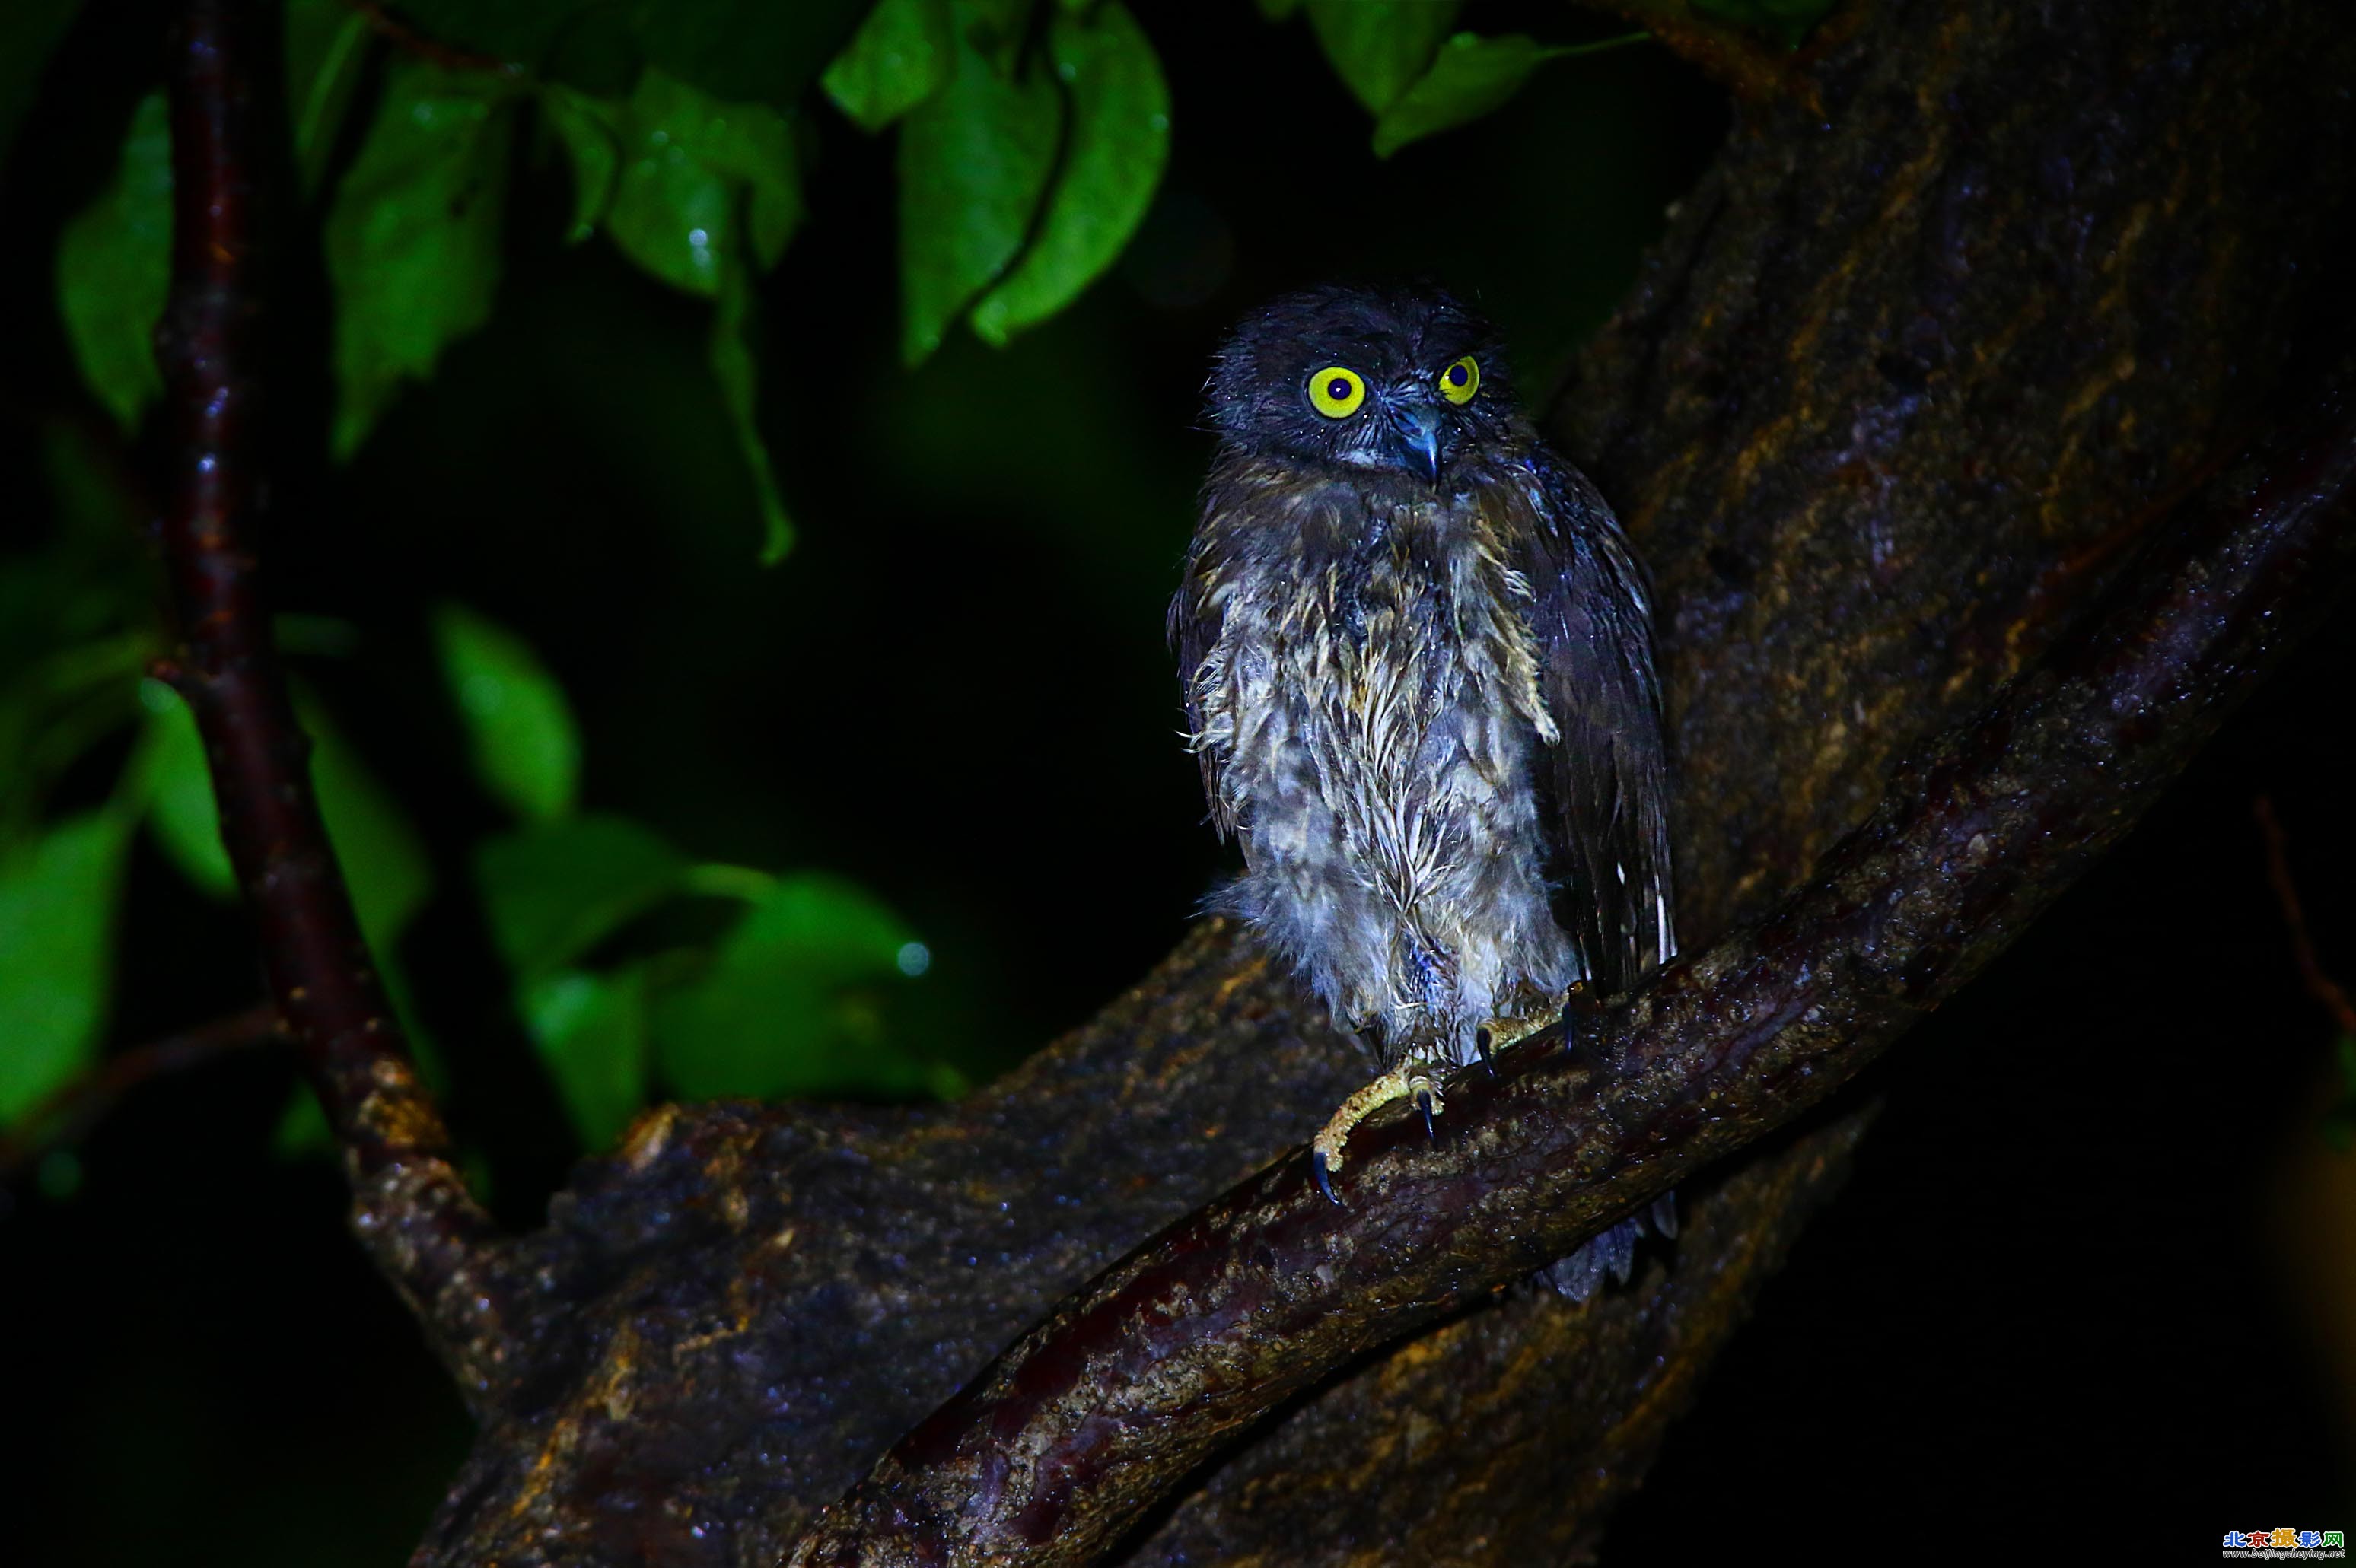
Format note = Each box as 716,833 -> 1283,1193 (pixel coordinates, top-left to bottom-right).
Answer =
376,0 -> 2356,1562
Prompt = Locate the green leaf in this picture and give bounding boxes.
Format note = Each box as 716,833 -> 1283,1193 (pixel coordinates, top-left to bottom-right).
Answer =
521,965 -> 650,1149
395,0 -> 868,118
540,85 -> 620,243
0,0 -> 82,172
306,701 -> 435,953
603,67 -> 802,296
1372,31 -> 1644,158
822,0 -> 955,132
287,0 -> 374,192
969,2 -> 1169,346
712,237 -> 795,562
1303,0 -> 1460,115
0,811 -> 132,1125
476,813 -> 688,977
651,873 -> 934,1102
56,92 -> 172,430
326,61 -> 521,458
1689,0 -> 1836,49
132,679 -> 235,898
897,1 -> 1062,364
432,602 -> 581,822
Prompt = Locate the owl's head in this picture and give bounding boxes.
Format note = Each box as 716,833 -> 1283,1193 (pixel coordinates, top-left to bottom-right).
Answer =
1206,283 -> 1515,487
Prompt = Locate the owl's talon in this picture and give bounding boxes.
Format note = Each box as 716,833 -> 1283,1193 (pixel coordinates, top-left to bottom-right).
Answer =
1312,1149 -> 1341,1207
1417,1090 -> 1437,1140
1312,1062 -> 1442,1192
1474,1026 -> 1497,1078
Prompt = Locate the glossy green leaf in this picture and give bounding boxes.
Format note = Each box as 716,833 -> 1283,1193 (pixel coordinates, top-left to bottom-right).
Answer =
0,811 -> 132,1124
1303,0 -> 1460,115
541,85 -> 620,243
477,814 -> 688,977
0,0 -> 81,171
522,965 -> 650,1149
712,237 -> 794,562
56,92 -> 171,430
326,61 -> 521,459
395,0 -> 867,116
822,0 -> 955,132
1689,0 -> 1836,49
1372,31 -> 1644,157
133,679 -> 235,898
651,873 -> 934,1102
898,2 -> 1062,364
604,68 -> 801,297
970,2 -> 1169,346
433,602 -> 581,822
287,0 -> 373,192
305,701 -> 434,953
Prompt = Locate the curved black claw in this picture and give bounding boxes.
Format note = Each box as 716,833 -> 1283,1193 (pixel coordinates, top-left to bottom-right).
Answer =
1474,1026 -> 1498,1078
1312,1149 -> 1342,1207
1417,1090 -> 1438,1141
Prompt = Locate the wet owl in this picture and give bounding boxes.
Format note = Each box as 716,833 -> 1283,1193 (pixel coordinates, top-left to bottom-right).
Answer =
1170,283 -> 1677,1245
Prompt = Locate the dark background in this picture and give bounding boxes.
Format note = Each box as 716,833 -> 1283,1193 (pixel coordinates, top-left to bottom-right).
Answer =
2,2 -> 2348,1560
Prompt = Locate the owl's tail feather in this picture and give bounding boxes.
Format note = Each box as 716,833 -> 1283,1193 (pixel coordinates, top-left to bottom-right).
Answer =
1543,1190 -> 1678,1302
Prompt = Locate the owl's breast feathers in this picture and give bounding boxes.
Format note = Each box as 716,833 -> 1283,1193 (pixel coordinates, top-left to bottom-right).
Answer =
1173,442 -> 1673,1058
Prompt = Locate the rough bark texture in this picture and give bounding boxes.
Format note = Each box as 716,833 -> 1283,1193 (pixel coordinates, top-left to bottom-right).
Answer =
154,0 -> 523,1412
393,0 -> 2356,1562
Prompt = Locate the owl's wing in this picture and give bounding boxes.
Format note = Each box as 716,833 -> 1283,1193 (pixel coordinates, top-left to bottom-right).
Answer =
1167,551 -> 1238,841
1511,450 -> 1676,995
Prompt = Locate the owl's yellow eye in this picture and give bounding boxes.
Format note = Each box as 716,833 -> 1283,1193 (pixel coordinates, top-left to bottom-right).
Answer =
1307,366 -> 1367,418
1440,355 -> 1480,405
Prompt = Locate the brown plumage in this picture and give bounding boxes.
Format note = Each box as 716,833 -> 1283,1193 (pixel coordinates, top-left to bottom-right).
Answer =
1170,285 -> 1676,1258
1173,285 -> 1673,1058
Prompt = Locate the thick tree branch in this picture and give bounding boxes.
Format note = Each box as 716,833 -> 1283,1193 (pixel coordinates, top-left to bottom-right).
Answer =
154,0 -> 514,1401
787,387 -> 2356,1563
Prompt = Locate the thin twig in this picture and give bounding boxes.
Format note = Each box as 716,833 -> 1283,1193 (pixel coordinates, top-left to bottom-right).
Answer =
156,0 -> 514,1404
0,1003 -> 281,1183
347,0 -> 517,75
2255,796 -> 2356,1038
1584,0 -> 1824,113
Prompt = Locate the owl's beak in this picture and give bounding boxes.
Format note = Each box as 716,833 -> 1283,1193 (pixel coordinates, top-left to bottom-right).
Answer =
1388,399 -> 1447,488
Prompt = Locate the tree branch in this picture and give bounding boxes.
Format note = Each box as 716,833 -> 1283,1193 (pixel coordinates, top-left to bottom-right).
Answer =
1584,0 -> 1824,113
0,1003 -> 280,1184
2255,796 -> 2356,1038
153,0 -> 515,1402
785,383 -> 2356,1564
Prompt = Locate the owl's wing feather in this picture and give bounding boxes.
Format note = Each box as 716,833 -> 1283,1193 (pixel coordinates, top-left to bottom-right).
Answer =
1511,449 -> 1676,995
1168,533 -> 1237,841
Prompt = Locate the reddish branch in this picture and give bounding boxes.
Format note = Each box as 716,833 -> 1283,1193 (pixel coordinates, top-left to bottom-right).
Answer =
0,1003 -> 280,1182
2255,797 -> 2356,1038
1588,0 -> 1823,111
786,386 -> 2356,1564
154,0 -> 512,1400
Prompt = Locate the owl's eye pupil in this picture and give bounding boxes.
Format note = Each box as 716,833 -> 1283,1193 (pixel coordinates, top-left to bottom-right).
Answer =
1329,377 -> 1351,400
1447,364 -> 1466,386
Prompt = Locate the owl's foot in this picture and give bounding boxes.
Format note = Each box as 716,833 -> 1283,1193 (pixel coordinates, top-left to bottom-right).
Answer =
1472,996 -> 1569,1074
1310,1062 -> 1444,1205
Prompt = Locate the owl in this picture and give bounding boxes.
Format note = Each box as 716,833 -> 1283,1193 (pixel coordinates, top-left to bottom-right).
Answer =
1170,284 -> 1677,1257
